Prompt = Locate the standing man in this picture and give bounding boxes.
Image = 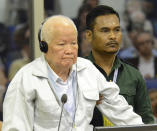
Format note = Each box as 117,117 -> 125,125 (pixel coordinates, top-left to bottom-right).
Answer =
85,5 -> 154,126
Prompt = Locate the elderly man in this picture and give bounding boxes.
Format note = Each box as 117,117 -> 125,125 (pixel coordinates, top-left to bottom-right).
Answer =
3,15 -> 143,131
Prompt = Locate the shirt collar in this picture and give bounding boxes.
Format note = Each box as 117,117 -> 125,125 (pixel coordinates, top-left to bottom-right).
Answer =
46,61 -> 76,82
32,56 -> 85,79
112,56 -> 123,71
32,55 -> 49,78
87,51 -> 124,71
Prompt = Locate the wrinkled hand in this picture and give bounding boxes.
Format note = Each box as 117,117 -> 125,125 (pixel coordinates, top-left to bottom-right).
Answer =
96,94 -> 104,105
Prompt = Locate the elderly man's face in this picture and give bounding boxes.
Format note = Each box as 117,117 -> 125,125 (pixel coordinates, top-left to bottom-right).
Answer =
45,23 -> 78,70
136,32 -> 153,57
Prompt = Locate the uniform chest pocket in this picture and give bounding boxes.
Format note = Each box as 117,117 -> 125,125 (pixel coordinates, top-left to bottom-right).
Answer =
82,89 -> 99,118
82,89 -> 99,103
120,88 -> 136,106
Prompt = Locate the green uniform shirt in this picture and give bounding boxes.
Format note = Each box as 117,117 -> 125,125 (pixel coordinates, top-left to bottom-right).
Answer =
86,52 -> 154,124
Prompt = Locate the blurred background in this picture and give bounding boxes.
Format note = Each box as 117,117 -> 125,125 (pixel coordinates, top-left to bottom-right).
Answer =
0,0 -> 157,122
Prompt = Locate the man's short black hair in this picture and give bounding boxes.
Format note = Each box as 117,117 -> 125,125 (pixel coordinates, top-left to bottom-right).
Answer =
86,5 -> 120,30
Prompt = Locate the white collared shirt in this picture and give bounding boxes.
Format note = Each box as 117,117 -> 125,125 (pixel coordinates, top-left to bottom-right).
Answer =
47,62 -> 77,120
138,56 -> 155,79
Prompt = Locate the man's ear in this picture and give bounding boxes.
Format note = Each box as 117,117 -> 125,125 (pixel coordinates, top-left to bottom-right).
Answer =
86,30 -> 93,43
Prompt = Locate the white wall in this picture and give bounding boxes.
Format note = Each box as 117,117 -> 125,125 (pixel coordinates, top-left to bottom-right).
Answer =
99,0 -> 126,18
60,0 -> 125,19
0,0 -> 7,23
60,0 -> 83,18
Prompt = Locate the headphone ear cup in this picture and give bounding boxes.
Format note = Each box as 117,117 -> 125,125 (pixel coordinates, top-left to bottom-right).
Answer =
40,41 -> 48,53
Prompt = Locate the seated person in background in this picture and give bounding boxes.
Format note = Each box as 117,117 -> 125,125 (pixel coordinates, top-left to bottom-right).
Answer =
73,4 -> 93,56
8,23 -> 30,81
2,15 -> 143,131
73,4 -> 93,32
79,28 -> 91,57
148,88 -> 157,123
85,5 -> 154,126
126,31 -> 157,79
0,68 -> 8,121
0,23 -> 10,76
82,0 -> 99,9
118,9 -> 157,59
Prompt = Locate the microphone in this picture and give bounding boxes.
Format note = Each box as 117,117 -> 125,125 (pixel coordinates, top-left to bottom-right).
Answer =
58,94 -> 67,131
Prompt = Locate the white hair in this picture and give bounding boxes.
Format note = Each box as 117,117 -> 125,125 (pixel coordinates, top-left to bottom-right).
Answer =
40,15 -> 78,44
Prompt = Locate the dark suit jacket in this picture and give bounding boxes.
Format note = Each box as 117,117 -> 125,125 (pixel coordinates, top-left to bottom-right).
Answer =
125,57 -> 157,78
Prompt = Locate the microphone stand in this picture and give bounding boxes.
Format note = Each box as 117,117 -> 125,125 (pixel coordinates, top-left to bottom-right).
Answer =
58,94 -> 67,131
58,103 -> 64,131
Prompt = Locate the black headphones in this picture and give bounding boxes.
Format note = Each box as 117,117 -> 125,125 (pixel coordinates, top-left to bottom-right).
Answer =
38,21 -> 48,53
